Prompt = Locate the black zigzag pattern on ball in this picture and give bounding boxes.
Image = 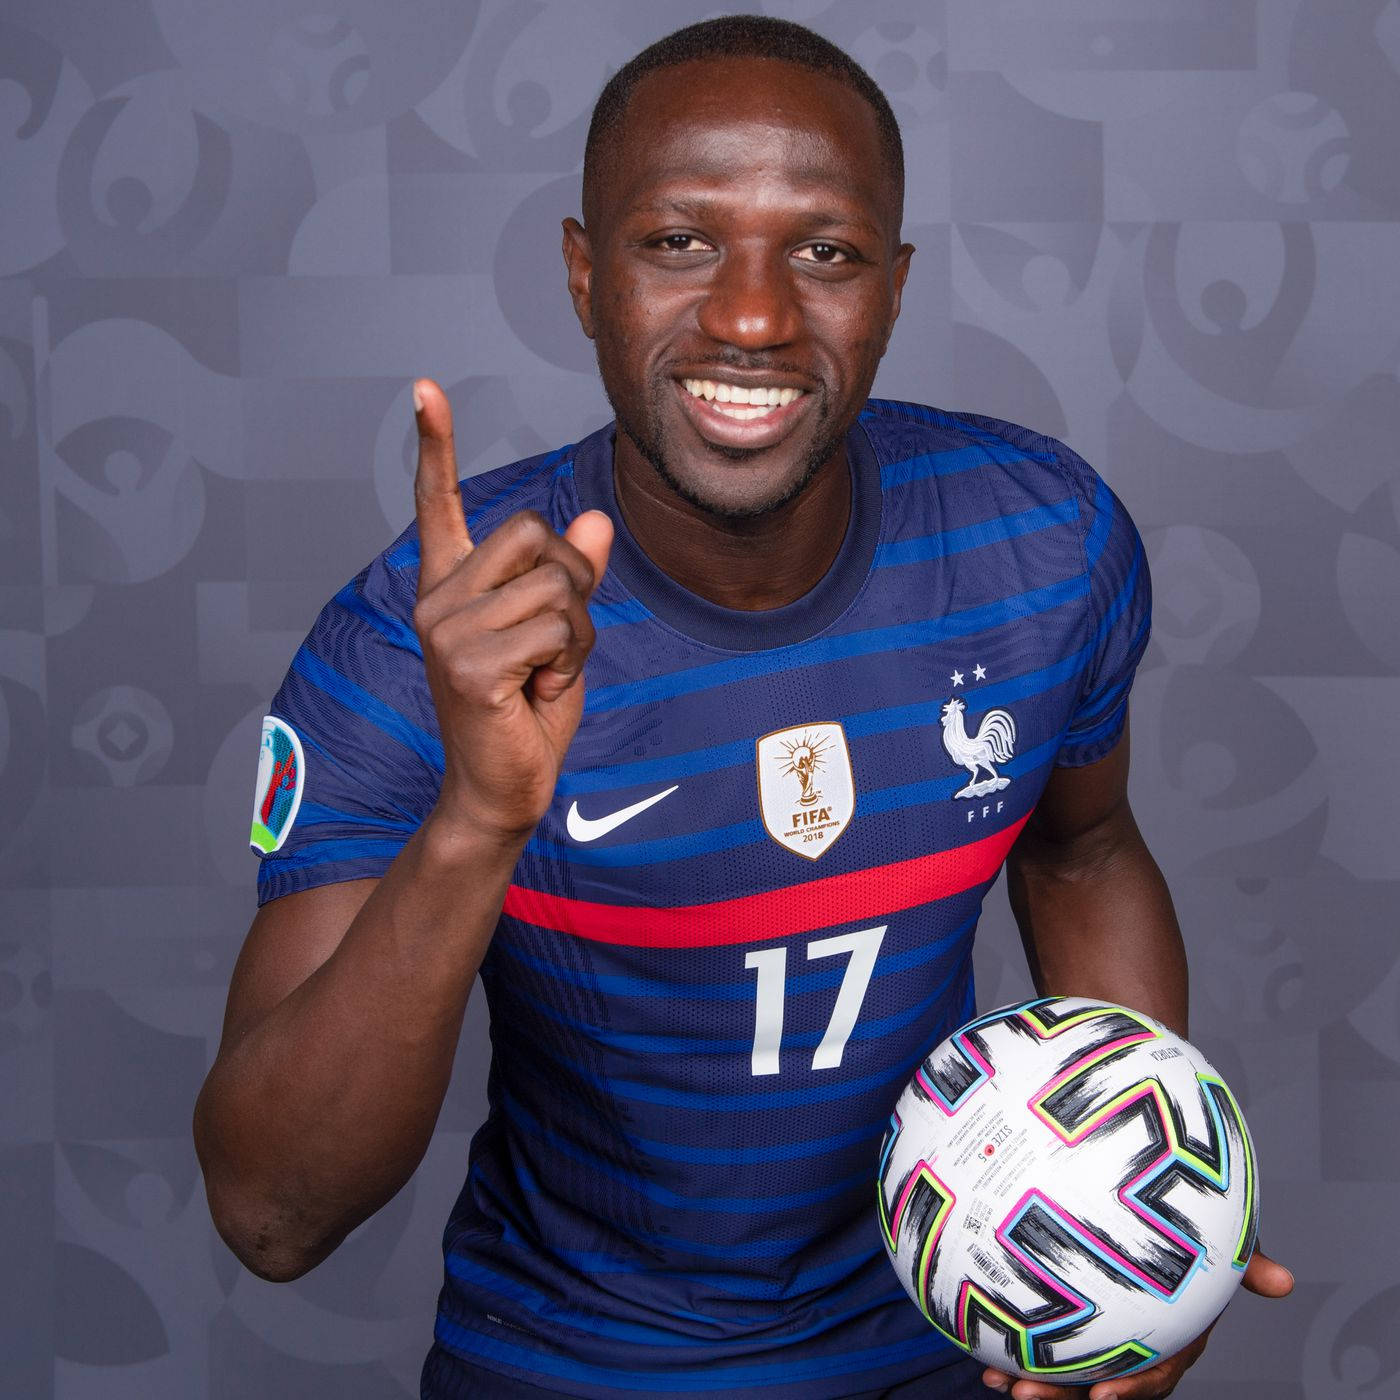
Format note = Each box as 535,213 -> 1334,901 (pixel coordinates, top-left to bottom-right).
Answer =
1040,1076 -> 1238,1294
900,1166 -> 952,1254
914,1000 -> 1155,1115
1134,1078 -> 1259,1268
1003,1206 -> 1158,1380
1049,1087 -> 1197,1293
1042,1107 -> 1197,1298
954,1208 -> 1151,1383
906,998 -> 1089,1110
1043,1066 -> 1228,1182
1023,1001 -> 1158,1083
910,1038 -> 985,1109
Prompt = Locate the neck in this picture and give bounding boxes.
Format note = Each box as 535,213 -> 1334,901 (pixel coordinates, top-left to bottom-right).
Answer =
611,443 -> 852,611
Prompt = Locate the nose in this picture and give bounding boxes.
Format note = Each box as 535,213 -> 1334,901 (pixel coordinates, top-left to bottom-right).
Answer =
695,245 -> 802,352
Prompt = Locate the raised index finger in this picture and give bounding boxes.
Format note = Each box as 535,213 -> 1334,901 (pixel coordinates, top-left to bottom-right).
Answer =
412,378 -> 471,594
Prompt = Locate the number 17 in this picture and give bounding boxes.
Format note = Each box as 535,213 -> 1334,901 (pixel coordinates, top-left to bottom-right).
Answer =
744,925 -> 886,1076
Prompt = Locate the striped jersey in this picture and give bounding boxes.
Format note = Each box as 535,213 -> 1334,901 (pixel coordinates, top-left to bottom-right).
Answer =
254,399 -> 1151,1398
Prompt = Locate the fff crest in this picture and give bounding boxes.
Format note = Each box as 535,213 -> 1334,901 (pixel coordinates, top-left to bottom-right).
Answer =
756,722 -> 855,860
939,695 -> 1016,799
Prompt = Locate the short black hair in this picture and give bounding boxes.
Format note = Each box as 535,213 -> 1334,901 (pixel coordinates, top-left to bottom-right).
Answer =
582,15 -> 904,233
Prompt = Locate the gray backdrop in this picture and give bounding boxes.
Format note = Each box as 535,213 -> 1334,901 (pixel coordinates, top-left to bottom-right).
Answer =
3,1 -> 1397,1396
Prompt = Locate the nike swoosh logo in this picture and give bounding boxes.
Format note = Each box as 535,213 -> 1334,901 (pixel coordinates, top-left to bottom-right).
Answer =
565,785 -> 679,843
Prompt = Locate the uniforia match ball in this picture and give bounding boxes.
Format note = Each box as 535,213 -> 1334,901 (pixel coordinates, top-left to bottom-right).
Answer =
877,997 -> 1259,1385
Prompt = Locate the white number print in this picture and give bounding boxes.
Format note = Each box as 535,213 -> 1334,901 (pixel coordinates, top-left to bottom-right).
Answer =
744,947 -> 787,1077
744,925 -> 886,1076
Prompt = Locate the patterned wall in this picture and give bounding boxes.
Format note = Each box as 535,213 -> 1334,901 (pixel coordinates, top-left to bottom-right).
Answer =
3,1 -> 1398,1395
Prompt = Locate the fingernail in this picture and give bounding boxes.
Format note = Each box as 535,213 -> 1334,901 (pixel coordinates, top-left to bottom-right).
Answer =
412,381 -> 423,413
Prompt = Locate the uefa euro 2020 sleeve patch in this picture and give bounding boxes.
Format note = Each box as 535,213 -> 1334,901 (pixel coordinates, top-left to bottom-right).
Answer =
250,716 -> 305,854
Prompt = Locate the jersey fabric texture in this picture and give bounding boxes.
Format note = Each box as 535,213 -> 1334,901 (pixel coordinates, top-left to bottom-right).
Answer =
255,400 -> 1152,1399
420,1350 -> 992,1399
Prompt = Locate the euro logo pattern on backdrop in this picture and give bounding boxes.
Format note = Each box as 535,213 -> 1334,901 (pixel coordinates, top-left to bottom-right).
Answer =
3,1 -> 1398,1396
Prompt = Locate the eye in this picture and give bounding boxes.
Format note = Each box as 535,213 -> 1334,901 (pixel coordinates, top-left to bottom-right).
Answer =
794,242 -> 853,265
654,234 -> 711,253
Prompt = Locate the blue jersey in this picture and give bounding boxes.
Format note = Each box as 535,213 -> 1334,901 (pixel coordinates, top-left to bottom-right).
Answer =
254,400 -> 1151,1398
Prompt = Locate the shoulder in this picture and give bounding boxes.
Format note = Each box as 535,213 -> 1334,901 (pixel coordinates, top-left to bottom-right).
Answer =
860,397 -> 1127,527
860,396 -> 1086,478
859,396 -> 1058,455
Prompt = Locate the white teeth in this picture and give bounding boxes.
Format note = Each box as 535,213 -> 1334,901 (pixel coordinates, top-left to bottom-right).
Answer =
680,378 -> 804,412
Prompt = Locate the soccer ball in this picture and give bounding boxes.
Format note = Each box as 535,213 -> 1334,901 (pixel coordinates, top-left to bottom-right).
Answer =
878,997 -> 1259,1385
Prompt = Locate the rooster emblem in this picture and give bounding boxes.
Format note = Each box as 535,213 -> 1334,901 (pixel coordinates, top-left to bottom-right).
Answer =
940,697 -> 1016,799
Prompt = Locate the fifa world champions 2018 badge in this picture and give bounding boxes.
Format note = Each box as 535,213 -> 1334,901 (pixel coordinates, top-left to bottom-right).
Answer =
756,722 -> 855,860
250,716 -> 305,854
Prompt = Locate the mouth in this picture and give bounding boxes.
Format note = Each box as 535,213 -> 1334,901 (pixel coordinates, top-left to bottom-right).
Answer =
672,375 -> 814,450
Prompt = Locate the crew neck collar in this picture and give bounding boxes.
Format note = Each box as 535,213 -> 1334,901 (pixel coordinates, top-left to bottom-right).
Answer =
572,418 -> 882,652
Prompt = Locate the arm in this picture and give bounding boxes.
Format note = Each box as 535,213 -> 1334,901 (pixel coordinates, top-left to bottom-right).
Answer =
983,717 -> 1293,1400
193,381 -> 613,1281
1004,716 -> 1187,1036
192,819 -> 520,1282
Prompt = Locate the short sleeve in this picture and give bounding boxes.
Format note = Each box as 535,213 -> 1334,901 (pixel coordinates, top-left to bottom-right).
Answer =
1052,443 -> 1152,768
251,549 -> 443,905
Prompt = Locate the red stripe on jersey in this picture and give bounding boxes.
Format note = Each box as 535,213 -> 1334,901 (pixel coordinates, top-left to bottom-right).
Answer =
503,814 -> 1029,947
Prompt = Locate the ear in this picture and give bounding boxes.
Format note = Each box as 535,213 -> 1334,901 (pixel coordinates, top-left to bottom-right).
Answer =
562,217 -> 596,340
881,242 -> 916,355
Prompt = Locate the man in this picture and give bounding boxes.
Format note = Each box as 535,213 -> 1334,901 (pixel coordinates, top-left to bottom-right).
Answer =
194,16 -> 1291,1400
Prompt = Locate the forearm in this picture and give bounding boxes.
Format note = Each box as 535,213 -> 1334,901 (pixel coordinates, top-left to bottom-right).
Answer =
1006,807 -> 1187,1036
193,813 -> 522,1279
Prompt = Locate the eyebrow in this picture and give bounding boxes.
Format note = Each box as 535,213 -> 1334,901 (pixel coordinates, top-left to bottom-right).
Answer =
628,194 -> 884,240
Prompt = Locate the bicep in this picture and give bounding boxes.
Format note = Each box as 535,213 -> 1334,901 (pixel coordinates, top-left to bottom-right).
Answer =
218,879 -> 379,1052
1016,717 -> 1134,863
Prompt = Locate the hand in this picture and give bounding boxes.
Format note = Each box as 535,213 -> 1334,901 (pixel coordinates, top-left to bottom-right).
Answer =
410,377 -> 613,844
979,1249 -> 1294,1399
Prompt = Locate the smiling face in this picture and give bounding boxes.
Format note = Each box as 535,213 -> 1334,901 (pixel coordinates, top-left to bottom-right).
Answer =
564,56 -> 913,521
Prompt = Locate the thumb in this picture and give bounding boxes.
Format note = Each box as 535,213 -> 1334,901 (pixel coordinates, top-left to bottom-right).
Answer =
564,509 -> 614,599
1243,1248 -> 1294,1298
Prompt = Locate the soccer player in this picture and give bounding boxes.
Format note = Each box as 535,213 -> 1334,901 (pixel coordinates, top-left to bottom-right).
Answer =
194,16 -> 1292,1400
